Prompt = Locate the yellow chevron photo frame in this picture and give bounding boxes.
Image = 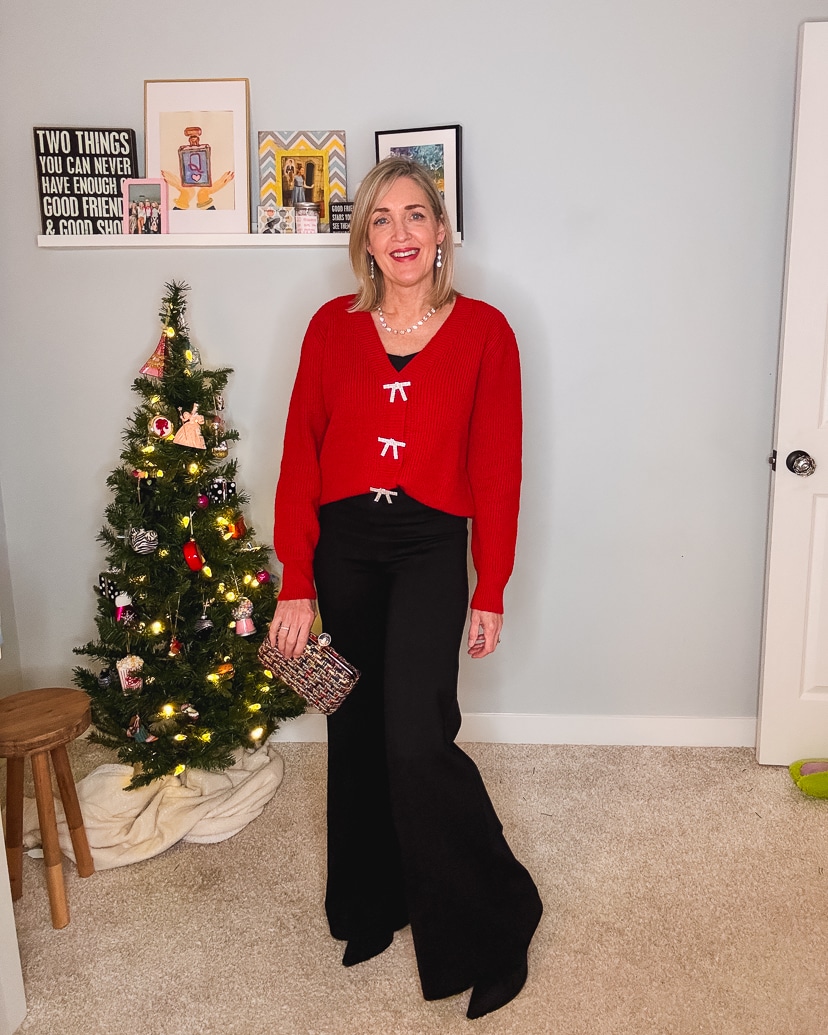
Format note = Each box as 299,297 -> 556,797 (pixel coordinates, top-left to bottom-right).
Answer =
258,131 -> 346,232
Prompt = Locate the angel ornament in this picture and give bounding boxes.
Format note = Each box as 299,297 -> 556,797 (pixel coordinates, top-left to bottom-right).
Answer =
173,403 -> 206,449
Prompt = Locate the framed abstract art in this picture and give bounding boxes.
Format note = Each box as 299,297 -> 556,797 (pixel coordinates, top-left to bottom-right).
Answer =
375,124 -> 463,238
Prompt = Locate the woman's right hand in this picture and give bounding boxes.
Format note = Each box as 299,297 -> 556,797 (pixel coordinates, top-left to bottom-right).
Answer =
268,599 -> 316,659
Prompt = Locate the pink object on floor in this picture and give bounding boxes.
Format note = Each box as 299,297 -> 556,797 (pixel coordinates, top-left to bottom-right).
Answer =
799,761 -> 828,775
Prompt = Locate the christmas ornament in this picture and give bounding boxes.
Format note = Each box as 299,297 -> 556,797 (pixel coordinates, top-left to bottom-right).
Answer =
98,571 -> 120,601
129,528 -> 159,554
127,714 -> 157,742
194,614 -> 214,639
140,334 -> 167,378
115,592 -> 138,626
205,478 -> 236,504
149,414 -> 173,438
183,539 -> 206,571
131,468 -> 156,496
207,411 -> 225,437
181,511 -> 206,571
167,636 -> 183,657
117,655 -> 144,693
206,409 -> 229,457
97,668 -> 113,688
255,570 -> 272,585
196,494 -> 210,509
217,662 -> 235,678
180,703 -> 199,721
173,403 -> 206,449
233,597 -> 255,637
229,515 -> 247,540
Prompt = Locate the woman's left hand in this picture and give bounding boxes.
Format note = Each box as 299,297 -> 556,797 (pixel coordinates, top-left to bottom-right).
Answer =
269,598 -> 317,659
467,609 -> 503,658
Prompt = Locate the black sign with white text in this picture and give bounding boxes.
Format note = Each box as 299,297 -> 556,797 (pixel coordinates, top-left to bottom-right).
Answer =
33,127 -> 138,235
329,200 -> 353,233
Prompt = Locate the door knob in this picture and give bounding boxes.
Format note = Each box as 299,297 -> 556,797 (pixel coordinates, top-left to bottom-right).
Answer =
786,450 -> 817,476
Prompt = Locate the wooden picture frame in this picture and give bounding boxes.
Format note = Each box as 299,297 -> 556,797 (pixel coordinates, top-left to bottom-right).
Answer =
122,179 -> 168,235
375,124 -> 463,238
144,79 -> 250,234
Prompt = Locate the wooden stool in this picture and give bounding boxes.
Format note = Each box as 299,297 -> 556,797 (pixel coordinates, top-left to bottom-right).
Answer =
0,688 -> 95,928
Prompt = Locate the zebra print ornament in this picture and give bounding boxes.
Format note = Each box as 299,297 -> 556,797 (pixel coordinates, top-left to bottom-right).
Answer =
129,528 -> 159,554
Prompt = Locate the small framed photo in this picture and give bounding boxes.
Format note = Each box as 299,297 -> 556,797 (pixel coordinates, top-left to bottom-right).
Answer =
258,131 -> 347,232
144,78 -> 250,234
122,179 -> 168,235
375,124 -> 463,238
257,205 -> 295,234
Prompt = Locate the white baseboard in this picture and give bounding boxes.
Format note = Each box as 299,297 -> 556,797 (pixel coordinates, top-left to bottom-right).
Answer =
271,711 -> 757,748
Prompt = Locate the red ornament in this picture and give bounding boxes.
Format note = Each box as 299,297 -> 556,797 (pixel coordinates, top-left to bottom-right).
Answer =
229,515 -> 247,539
168,637 -> 183,657
255,570 -> 271,584
182,539 -> 205,571
196,494 -> 210,509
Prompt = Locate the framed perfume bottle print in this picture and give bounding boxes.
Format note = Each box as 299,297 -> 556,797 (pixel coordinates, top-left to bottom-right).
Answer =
145,79 -> 250,234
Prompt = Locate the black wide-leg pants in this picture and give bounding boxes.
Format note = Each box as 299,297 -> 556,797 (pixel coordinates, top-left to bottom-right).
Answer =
313,492 -> 542,1000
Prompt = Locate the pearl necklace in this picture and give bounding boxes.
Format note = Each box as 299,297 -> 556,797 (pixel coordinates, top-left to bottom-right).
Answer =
376,306 -> 437,335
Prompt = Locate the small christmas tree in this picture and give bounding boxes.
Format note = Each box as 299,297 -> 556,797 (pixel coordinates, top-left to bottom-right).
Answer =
74,281 -> 304,787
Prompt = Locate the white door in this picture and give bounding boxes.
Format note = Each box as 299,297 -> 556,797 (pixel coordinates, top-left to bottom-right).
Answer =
758,22 -> 828,764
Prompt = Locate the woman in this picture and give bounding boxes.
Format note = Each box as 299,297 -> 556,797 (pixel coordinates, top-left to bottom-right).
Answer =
292,164 -> 306,204
270,156 -> 542,1020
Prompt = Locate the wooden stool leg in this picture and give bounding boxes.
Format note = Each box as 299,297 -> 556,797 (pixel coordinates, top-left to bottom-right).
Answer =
30,751 -> 69,929
4,757 -> 24,901
51,744 -> 94,878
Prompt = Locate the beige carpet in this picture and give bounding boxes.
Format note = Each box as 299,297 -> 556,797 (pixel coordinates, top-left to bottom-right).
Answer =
3,739 -> 827,1035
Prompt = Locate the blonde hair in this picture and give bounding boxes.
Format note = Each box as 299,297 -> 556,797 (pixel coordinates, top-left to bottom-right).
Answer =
348,156 -> 456,312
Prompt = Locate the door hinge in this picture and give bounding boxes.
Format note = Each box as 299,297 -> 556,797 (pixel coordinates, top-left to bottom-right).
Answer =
768,449 -> 777,471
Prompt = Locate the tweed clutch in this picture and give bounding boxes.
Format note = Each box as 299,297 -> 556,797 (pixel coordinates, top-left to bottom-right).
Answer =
257,633 -> 360,715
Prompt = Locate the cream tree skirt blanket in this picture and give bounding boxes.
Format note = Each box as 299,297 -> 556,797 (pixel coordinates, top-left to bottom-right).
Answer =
21,742 -> 284,869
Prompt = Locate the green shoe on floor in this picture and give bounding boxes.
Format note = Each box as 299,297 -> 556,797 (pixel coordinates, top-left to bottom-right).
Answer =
789,759 -> 828,799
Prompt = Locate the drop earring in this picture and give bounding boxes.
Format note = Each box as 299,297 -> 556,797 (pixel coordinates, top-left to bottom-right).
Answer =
370,255 -> 375,280
435,246 -> 443,269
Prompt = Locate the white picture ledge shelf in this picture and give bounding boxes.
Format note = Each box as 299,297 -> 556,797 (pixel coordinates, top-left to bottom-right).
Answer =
36,232 -> 463,249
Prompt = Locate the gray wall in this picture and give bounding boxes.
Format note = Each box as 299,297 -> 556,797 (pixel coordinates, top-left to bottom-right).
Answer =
0,1 -> 822,717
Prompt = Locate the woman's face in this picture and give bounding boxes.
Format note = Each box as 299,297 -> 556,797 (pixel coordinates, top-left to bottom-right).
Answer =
367,177 -> 445,296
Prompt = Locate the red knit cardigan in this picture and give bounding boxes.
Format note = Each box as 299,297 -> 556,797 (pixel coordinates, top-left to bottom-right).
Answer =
273,294 -> 522,613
